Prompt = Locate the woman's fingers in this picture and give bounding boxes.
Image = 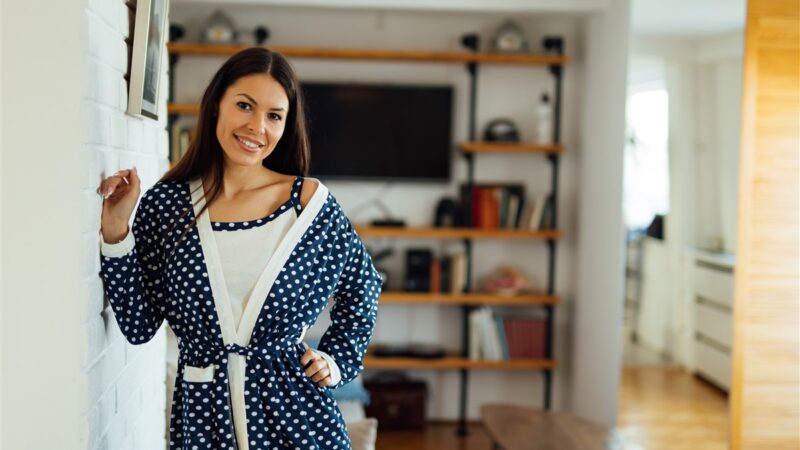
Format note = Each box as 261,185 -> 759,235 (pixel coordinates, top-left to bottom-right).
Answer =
300,348 -> 332,386
97,168 -> 138,198
299,346 -> 315,367
303,356 -> 327,377
311,367 -> 330,384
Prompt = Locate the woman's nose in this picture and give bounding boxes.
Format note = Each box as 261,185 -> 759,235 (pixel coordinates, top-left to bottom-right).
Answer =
247,115 -> 267,135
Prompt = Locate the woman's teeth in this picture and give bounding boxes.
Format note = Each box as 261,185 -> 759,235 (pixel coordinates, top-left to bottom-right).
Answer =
236,135 -> 261,149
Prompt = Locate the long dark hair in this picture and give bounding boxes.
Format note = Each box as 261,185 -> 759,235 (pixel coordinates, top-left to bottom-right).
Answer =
160,47 -> 311,255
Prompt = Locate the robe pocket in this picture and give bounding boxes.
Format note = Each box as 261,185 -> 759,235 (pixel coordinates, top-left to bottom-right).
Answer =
183,364 -> 216,383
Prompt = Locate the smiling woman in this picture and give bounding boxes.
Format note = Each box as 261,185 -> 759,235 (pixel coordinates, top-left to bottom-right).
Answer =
96,47 -> 382,450
216,75 -> 289,163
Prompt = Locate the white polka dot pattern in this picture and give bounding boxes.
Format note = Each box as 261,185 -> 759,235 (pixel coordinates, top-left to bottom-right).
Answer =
98,179 -> 382,449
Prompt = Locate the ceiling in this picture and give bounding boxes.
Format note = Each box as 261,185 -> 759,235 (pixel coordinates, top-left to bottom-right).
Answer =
631,0 -> 746,37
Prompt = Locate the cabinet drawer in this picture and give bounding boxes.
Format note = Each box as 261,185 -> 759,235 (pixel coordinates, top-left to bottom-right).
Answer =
694,338 -> 731,391
693,263 -> 734,308
694,301 -> 732,349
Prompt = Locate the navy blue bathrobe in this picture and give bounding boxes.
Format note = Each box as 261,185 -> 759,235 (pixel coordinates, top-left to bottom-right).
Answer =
98,176 -> 382,450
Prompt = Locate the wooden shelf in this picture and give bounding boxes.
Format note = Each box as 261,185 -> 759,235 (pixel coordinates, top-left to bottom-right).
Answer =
354,226 -> 561,240
167,42 -> 568,66
460,141 -> 564,155
379,291 -> 558,305
168,103 -> 199,115
364,356 -> 557,370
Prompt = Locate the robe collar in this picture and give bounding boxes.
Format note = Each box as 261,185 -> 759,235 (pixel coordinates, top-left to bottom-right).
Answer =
188,175 -> 329,348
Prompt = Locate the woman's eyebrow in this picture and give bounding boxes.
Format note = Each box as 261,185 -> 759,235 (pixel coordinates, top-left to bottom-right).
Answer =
236,93 -> 286,111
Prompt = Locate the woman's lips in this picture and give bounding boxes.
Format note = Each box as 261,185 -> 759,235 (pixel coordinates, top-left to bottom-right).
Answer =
235,134 -> 263,153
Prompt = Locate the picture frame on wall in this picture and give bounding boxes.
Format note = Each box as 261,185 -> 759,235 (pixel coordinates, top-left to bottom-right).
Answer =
127,0 -> 169,120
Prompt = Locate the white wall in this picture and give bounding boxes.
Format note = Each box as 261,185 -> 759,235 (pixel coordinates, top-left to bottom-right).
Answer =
2,0 -> 170,448
170,4 -> 585,420
568,0 -> 630,427
2,0 -> 89,448
0,0 -> 4,441
84,0 -> 172,448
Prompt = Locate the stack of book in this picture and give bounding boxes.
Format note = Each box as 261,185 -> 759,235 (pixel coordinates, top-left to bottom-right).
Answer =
429,254 -> 467,293
459,182 -> 554,230
170,122 -> 197,164
468,307 -> 548,360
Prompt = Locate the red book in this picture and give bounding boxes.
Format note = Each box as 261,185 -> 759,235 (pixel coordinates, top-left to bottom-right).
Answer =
491,187 -> 501,228
430,259 -> 441,293
505,319 -> 522,359
472,185 -> 482,227
531,318 -> 547,358
504,318 -> 548,358
482,188 -> 492,229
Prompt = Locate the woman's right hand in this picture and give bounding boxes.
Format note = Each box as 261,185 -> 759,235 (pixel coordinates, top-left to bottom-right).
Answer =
98,167 -> 141,243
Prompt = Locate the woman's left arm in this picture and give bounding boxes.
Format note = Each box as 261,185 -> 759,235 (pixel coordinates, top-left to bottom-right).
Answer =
316,217 -> 382,388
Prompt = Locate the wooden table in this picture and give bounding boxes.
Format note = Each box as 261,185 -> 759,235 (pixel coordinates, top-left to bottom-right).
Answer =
481,404 -> 626,450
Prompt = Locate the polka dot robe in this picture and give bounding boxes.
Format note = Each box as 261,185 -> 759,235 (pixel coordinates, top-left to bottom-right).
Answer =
98,177 -> 382,449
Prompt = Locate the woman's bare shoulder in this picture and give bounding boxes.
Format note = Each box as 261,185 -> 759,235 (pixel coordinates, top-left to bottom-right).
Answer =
299,176 -> 321,209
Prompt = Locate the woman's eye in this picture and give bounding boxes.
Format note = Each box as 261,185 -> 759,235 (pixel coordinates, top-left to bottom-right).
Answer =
237,102 -> 252,111
269,113 -> 282,121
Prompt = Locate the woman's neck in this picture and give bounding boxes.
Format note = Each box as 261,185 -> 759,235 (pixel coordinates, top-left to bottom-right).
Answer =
216,164 -> 281,199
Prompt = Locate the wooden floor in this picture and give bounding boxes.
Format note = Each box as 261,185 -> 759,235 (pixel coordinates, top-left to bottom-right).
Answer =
376,423 -> 492,450
375,366 -> 728,450
617,366 -> 729,450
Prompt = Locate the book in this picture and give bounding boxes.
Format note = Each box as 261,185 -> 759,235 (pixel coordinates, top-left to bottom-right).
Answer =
450,254 -> 466,293
440,256 -> 452,293
170,122 -> 196,164
528,194 -> 548,230
459,183 -> 526,229
468,309 -> 482,360
430,259 -> 441,293
539,194 -> 555,229
495,314 -> 509,359
480,307 -> 503,360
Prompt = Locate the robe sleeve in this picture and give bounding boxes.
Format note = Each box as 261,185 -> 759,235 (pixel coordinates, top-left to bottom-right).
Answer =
317,217 -> 382,388
97,187 -> 167,345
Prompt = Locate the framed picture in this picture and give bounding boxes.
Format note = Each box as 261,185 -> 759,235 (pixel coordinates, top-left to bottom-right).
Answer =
127,0 -> 169,120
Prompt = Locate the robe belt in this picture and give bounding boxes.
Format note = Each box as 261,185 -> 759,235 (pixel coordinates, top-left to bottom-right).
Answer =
207,341 -> 303,366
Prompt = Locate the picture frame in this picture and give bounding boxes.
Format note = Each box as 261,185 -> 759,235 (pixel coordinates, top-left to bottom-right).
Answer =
127,0 -> 169,120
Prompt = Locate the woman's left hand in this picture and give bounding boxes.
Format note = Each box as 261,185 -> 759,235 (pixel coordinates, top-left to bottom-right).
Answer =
300,343 -> 333,387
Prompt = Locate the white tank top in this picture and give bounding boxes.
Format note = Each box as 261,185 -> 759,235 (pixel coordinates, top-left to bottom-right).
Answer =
210,175 -> 304,328
213,212 -> 296,328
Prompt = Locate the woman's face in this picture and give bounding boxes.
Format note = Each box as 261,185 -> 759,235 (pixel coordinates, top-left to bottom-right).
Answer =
215,73 -> 290,168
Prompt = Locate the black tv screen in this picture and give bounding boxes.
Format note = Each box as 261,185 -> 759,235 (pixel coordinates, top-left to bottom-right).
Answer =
301,82 -> 453,182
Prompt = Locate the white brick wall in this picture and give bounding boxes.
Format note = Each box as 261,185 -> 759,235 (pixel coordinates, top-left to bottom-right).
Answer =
83,1 -> 171,449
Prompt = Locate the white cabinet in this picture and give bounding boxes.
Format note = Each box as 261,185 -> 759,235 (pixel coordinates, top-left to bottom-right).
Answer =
691,250 -> 735,391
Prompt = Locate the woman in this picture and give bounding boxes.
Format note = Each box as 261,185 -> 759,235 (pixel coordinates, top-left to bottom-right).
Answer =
97,47 -> 382,449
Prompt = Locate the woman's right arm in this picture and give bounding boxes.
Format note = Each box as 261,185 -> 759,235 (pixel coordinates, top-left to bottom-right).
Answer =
97,168 -> 167,345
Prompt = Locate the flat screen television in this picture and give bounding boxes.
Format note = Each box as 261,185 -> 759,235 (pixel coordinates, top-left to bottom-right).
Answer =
301,82 -> 454,182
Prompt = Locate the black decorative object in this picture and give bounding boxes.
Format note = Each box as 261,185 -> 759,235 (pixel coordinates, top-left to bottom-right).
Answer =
646,214 -> 665,240
404,249 -> 432,292
169,23 -> 185,42
372,343 -> 446,359
254,26 -> 270,44
482,118 -> 520,142
542,35 -> 564,55
460,32 -> 480,51
434,197 -> 460,227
